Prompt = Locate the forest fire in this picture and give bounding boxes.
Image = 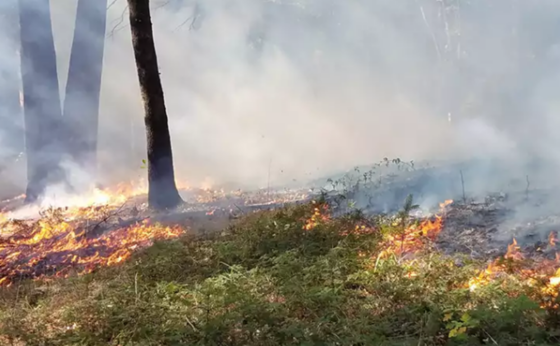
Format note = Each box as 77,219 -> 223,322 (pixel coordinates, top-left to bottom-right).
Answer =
303,202 -> 330,231
369,198 -> 560,308
0,179 -> 312,287
378,199 -> 452,258
467,235 -> 556,292
465,232 -> 560,309
0,182 -> 190,287
3,182 -> 560,313
378,216 -> 443,258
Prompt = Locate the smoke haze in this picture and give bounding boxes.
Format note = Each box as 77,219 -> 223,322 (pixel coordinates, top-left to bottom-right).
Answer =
1,0 -> 560,200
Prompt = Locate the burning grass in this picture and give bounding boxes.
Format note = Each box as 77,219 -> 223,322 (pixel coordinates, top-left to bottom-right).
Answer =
0,212 -> 183,286
1,199 -> 560,345
0,182 -> 309,288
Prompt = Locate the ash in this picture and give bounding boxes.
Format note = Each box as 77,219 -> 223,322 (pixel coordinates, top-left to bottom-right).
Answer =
439,190 -> 560,261
316,158 -> 560,262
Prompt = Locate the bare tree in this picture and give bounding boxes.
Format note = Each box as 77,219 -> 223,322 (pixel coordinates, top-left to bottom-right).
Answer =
63,0 -> 108,186
127,0 -> 183,209
19,0 -> 65,203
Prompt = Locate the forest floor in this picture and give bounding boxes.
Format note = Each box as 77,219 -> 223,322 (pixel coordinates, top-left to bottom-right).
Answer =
1,167 -> 560,345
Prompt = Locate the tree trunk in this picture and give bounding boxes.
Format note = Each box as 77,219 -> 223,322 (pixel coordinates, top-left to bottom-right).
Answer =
63,0 -> 108,187
19,0 -> 65,203
0,1 -> 24,164
127,0 -> 183,210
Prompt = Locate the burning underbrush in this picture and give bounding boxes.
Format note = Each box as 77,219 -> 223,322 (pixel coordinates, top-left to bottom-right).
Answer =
2,189 -> 560,344
0,214 -> 183,286
0,182 -> 309,287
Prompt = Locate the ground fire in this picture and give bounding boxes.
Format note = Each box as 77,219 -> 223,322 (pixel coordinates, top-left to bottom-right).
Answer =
3,178 -> 560,344
0,181 -> 309,287
2,180 -> 560,300
0,184 -> 185,287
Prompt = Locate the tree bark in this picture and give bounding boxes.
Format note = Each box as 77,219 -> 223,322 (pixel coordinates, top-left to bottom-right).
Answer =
127,0 -> 183,210
19,0 -> 65,203
63,0 -> 108,186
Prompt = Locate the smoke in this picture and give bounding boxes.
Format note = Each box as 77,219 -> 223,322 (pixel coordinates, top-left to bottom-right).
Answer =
1,0 -> 560,202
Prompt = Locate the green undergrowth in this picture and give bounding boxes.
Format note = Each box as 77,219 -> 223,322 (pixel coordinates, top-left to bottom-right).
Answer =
1,202 -> 560,345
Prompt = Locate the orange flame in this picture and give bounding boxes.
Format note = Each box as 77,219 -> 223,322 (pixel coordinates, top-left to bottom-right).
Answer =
468,238 -> 528,292
0,180 -> 311,287
303,203 -> 330,231
549,268 -> 560,287
379,215 -> 443,259
504,238 -> 524,261
466,237 -> 560,310
439,199 -> 453,210
549,231 -> 558,247
0,210 -> 184,286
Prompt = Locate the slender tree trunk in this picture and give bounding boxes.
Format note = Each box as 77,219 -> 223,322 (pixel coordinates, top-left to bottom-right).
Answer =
19,0 -> 65,203
63,0 -> 108,187
127,0 -> 183,210
0,1 -> 24,164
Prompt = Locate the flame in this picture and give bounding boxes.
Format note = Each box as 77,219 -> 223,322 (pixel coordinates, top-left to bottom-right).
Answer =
379,215 -> 443,258
549,231 -> 558,247
468,238 -> 527,292
468,261 -> 498,292
549,268 -> 560,286
1,170 -> 316,291
341,223 -> 377,236
371,200 -> 450,261
504,238 -> 524,261
0,179 -> 311,286
0,208 -> 184,286
303,202 -> 330,231
439,199 -> 453,210
466,235 -> 560,309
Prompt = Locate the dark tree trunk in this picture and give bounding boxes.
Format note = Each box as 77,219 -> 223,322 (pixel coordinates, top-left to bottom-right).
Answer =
19,0 -> 65,203
127,0 -> 183,210
63,0 -> 108,187
0,2 -> 24,164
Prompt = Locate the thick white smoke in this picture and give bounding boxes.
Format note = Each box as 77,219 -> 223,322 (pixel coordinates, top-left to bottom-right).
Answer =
1,0 -> 560,198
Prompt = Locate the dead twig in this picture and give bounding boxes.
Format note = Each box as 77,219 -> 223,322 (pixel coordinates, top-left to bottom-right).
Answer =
87,203 -> 128,238
108,4 -> 129,39
483,328 -> 499,345
417,3 -> 442,62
